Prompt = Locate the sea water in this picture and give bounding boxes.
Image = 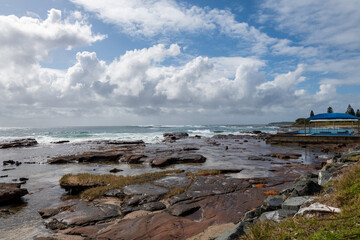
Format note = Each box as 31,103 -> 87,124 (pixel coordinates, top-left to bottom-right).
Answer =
0,125 -> 279,144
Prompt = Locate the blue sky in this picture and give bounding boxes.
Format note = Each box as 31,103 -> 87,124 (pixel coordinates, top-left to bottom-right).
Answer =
0,0 -> 359,126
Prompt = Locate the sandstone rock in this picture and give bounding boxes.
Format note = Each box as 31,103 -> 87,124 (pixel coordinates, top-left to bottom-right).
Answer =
123,183 -> 169,196
39,199 -> 121,230
0,183 -> 28,205
163,132 -> 189,142
51,140 -> 70,144
150,154 -> 206,167
153,176 -> 192,188
168,203 -> 200,216
140,202 -> 166,212
48,151 -> 123,164
124,154 -> 146,164
0,138 -> 38,149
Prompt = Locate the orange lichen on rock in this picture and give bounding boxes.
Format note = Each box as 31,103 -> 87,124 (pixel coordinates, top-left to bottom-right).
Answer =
264,190 -> 278,195
254,184 -> 266,188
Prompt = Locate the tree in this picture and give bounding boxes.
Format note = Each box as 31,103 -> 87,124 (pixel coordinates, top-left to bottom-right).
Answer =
310,110 -> 315,117
327,107 -> 333,113
346,104 -> 355,116
356,109 -> 360,117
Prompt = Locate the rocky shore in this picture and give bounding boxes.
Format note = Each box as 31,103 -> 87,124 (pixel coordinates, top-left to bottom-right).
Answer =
0,132 -> 350,239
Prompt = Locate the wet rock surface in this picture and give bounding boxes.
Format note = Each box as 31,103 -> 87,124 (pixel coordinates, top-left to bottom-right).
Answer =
123,183 -> 169,196
0,182 -> 28,205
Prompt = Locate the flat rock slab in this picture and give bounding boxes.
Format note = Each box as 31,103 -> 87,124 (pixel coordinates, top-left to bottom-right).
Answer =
282,196 -> 314,211
259,209 -> 297,222
169,176 -> 251,205
123,183 -> 169,196
150,154 -> 206,167
48,151 -> 123,164
38,199 -> 121,230
153,176 -> 192,188
0,182 -> 28,205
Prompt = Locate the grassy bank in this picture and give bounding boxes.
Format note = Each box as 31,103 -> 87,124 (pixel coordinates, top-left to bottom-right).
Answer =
241,163 -> 360,239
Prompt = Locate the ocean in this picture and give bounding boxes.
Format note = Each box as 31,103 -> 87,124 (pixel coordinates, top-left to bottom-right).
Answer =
0,125 -> 279,144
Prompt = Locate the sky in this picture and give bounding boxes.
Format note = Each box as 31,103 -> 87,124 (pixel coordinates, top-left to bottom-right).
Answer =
0,0 -> 359,127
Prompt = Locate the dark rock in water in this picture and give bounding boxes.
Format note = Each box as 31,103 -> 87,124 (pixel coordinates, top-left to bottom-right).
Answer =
19,177 -> 29,182
24,161 -> 37,164
150,154 -> 206,167
163,132 -> 189,142
51,140 -> 70,144
169,203 -> 200,216
140,202 -> 166,212
105,140 -> 145,145
266,153 -> 302,160
38,199 -> 120,230
0,175 -> 8,178
109,168 -> 123,173
48,151 -> 123,164
3,160 -> 15,165
0,138 -> 38,149
3,160 -> 21,166
0,182 -> 28,205
2,168 -> 15,171
123,183 -> 169,196
252,131 -> 262,134
104,189 -> 125,199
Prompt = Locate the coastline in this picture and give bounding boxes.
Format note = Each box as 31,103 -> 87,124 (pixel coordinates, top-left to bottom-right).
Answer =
0,130 -> 337,239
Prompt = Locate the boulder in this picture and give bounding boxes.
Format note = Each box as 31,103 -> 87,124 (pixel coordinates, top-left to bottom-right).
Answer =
282,196 -> 314,211
104,189 -> 125,199
109,168 -> 123,173
124,154 -> 147,164
0,138 -> 38,149
261,195 -> 284,211
0,182 -> 28,205
291,178 -> 322,197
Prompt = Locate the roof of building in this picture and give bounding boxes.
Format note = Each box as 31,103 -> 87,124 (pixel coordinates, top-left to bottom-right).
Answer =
307,113 -> 359,121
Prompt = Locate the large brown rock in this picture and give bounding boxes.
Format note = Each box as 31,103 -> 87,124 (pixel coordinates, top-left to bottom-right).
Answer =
0,182 -> 28,205
150,154 -> 206,167
48,151 -> 123,164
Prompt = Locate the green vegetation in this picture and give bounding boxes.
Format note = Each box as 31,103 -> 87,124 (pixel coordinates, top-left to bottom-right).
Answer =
346,104 -> 356,116
241,163 -> 360,240
327,107 -> 333,113
310,110 -> 315,117
60,170 -> 182,200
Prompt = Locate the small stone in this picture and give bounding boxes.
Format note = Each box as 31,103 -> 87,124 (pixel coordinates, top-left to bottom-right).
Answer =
282,196 -> 314,211
259,209 -> 297,222
140,202 -> 166,211
109,168 -> 123,173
